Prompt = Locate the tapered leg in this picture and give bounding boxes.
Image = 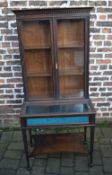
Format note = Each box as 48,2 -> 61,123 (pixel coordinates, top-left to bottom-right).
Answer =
89,126 -> 95,167
29,129 -> 33,146
22,129 -> 30,169
84,127 -> 87,143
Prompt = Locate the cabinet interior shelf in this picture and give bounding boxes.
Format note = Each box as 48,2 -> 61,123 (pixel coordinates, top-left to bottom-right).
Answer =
24,44 -> 84,50
27,72 -> 52,77
59,70 -> 83,76
58,44 -> 84,49
26,70 -> 83,77
24,46 -> 51,50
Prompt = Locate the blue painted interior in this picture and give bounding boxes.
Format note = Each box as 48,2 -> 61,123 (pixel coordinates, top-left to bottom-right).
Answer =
26,116 -> 89,126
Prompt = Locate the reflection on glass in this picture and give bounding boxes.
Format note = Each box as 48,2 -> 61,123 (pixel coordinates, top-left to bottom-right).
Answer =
26,103 -> 90,115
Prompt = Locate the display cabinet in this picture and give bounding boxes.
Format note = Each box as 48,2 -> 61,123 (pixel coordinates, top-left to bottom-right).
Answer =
13,7 -> 96,169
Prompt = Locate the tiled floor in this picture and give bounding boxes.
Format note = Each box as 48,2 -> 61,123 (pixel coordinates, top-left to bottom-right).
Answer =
0,127 -> 112,175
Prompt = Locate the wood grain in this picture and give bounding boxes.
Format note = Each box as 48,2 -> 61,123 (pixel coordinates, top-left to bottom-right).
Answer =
22,21 -> 50,48
57,20 -> 84,46
27,77 -> 53,99
24,50 -> 52,75
30,133 -> 88,156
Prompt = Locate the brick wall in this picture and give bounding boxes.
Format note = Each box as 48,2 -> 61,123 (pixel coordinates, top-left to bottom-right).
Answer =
0,0 -> 112,127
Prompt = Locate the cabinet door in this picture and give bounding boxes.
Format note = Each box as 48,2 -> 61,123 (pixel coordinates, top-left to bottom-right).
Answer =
56,19 -> 84,98
20,20 -> 54,100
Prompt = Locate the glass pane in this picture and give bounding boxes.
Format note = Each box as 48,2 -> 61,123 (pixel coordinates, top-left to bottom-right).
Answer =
24,50 -> 52,75
60,76 -> 83,97
26,103 -> 90,115
57,19 -> 84,97
22,21 -> 50,48
21,20 -> 54,99
58,49 -> 84,73
57,20 -> 84,47
27,77 -> 53,99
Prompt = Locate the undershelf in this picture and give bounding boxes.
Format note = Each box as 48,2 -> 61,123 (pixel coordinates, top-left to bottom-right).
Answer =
30,133 -> 88,157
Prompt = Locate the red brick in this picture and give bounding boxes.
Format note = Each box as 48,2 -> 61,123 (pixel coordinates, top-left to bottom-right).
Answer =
94,41 -> 102,46
7,48 -> 19,54
7,78 -> 22,83
108,14 -> 112,19
0,22 -> 8,28
0,79 -> 5,84
96,60 -> 111,64
105,54 -> 112,58
97,48 -> 112,52
0,73 -> 13,77
0,84 -> 14,88
0,1 -> 7,7
107,35 -> 112,40
0,61 -> 4,65
10,1 -> 27,6
5,35 -> 18,41
99,15 -> 106,20
102,28 -> 111,33
109,1 -> 112,6
29,1 -> 47,6
103,82 -> 112,86
0,95 -> 14,99
2,42 -> 10,48
6,89 -> 13,93
11,42 -> 19,47
1,29 -> 12,35
93,35 -> 105,40
97,8 -> 112,13
0,101 -> 4,104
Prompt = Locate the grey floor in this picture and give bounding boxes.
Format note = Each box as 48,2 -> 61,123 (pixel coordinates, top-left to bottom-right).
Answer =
0,127 -> 112,175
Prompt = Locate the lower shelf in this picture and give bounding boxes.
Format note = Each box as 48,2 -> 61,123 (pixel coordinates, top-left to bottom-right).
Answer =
30,133 -> 88,157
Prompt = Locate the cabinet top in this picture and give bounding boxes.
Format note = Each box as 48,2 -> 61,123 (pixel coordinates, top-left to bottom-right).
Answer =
13,7 -> 93,18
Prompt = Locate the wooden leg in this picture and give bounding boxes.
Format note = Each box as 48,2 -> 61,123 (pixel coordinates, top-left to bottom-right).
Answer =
29,129 -> 33,146
22,129 -> 30,170
84,126 -> 87,144
89,126 -> 95,167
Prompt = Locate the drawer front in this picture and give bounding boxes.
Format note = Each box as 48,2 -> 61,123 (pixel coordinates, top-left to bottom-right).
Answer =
26,116 -> 89,127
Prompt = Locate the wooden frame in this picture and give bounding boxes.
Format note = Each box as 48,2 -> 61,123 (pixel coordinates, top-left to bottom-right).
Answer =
13,7 -> 96,169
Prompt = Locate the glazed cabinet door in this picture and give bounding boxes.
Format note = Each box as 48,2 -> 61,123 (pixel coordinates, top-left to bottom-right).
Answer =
19,19 -> 55,100
55,18 -> 85,98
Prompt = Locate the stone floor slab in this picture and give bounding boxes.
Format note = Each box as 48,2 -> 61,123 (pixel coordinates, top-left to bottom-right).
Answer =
0,159 -> 19,169
89,166 -> 104,175
12,131 -> 22,142
4,150 -> 23,159
75,156 -> 88,171
46,158 -> 60,174
94,128 -> 103,142
32,167 -> 45,175
0,132 -> 13,143
16,168 -> 30,175
93,150 -> 102,165
103,158 -> 112,173
60,166 -> 74,175
0,169 -> 16,175
101,145 -> 112,157
19,154 -> 34,168
75,172 -> 89,175
61,153 -> 74,167
33,158 -> 46,167
48,153 -> 60,158
0,143 -> 8,160
8,142 -> 24,150
102,128 -> 112,138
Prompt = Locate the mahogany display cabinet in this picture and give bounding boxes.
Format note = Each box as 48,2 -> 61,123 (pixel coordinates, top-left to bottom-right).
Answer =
13,7 -> 96,169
